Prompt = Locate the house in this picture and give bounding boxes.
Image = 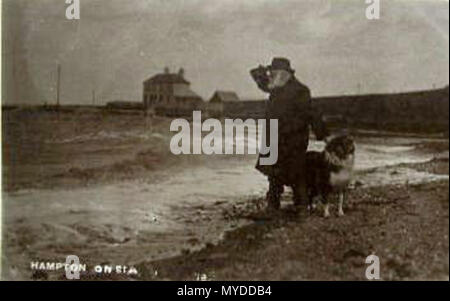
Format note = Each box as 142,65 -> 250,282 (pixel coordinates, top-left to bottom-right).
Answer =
208,90 -> 240,117
143,67 -> 204,117
209,91 -> 240,103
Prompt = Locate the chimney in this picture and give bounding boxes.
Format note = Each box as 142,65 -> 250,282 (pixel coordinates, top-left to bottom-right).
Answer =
178,68 -> 185,78
164,67 -> 170,74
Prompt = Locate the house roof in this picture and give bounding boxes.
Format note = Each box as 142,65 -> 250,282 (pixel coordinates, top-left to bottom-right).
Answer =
144,73 -> 190,85
210,91 -> 240,102
173,85 -> 203,100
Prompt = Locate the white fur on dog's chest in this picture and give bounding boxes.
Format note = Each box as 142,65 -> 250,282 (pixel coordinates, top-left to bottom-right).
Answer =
329,154 -> 354,188
330,169 -> 352,187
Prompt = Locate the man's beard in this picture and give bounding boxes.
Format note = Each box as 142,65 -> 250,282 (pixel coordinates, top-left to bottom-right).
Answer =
267,70 -> 292,90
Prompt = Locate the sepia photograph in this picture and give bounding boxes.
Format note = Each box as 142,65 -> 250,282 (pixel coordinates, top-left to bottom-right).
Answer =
1,0 -> 449,284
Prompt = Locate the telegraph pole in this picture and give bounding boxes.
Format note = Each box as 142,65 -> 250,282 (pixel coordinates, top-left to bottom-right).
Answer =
56,63 -> 61,107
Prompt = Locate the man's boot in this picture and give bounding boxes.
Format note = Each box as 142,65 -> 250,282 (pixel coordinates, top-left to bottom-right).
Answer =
293,178 -> 308,208
266,177 -> 283,210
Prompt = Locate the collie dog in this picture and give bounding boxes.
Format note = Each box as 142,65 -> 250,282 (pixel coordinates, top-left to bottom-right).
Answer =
305,135 -> 355,217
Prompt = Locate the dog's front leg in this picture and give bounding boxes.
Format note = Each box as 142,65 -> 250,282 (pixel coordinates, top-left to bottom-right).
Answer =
323,195 -> 330,218
338,191 -> 345,217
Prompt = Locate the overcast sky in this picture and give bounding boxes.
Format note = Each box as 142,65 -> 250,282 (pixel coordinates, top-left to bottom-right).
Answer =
3,0 -> 449,104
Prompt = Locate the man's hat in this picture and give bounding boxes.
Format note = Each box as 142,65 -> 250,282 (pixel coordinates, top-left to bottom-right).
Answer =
267,57 -> 295,73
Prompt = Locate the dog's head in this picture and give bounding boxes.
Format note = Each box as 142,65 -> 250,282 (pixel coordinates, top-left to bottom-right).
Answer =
325,135 -> 355,160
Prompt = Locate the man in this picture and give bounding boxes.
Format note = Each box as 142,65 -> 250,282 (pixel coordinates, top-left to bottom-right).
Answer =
250,57 -> 329,210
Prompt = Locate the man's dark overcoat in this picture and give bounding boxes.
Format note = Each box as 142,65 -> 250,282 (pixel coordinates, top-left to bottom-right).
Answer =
256,77 -> 328,185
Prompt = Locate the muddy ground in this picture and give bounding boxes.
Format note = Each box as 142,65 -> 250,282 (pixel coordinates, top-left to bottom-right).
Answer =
142,178 -> 449,281
2,109 -> 449,280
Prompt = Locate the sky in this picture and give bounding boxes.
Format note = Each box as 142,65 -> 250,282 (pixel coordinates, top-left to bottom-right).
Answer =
2,0 -> 449,105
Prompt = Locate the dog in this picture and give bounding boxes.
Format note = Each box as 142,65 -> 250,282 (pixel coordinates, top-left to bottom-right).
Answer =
305,135 -> 355,217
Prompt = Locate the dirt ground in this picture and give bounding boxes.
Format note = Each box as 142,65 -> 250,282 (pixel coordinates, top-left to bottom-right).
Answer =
2,109 -> 449,281
141,178 -> 449,281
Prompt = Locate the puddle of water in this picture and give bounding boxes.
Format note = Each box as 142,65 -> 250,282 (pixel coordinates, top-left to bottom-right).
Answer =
360,166 -> 448,188
308,140 -> 436,171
